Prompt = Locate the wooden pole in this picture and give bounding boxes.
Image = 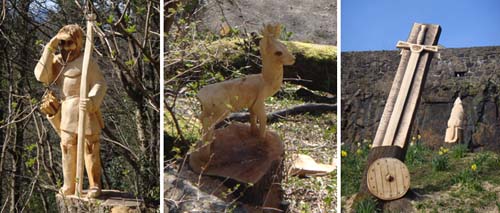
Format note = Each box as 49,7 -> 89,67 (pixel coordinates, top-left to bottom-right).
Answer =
75,13 -> 96,197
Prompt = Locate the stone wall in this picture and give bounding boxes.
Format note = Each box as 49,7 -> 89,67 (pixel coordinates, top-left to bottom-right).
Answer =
342,46 -> 500,151
196,0 -> 336,45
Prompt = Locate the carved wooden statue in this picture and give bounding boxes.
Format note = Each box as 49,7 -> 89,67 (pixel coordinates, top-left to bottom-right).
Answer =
195,24 -> 295,159
34,24 -> 107,198
360,23 -> 441,203
445,97 -> 465,143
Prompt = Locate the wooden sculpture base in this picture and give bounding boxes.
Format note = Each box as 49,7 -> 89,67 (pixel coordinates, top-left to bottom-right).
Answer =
367,157 -> 410,200
189,122 -> 284,184
56,190 -> 145,213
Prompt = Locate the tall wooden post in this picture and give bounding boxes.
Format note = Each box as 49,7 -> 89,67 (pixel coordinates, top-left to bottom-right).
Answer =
75,13 -> 96,196
359,23 -> 441,202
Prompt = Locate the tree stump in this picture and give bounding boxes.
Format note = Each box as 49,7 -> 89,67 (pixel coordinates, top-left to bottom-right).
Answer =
189,122 -> 285,211
55,190 -> 145,213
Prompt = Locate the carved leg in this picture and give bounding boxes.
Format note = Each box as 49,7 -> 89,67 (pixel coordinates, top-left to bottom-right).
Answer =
249,108 -> 258,135
254,102 -> 267,139
84,134 -> 102,198
199,111 -> 216,162
59,131 -> 77,195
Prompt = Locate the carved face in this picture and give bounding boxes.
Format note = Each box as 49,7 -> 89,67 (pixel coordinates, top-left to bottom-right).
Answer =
60,39 -> 77,51
271,40 -> 295,65
259,24 -> 295,65
56,24 -> 84,52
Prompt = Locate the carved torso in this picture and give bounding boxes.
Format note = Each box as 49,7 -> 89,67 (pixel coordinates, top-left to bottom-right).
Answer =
55,55 -> 84,98
46,54 -> 106,135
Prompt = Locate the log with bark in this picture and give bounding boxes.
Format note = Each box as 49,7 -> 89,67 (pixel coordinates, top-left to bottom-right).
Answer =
216,103 -> 336,128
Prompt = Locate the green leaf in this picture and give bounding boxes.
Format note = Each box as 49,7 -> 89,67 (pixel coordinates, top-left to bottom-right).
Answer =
136,6 -> 146,15
124,14 -> 130,23
125,59 -> 135,67
167,8 -> 176,14
184,61 -> 193,68
106,14 -> 114,24
125,25 -> 137,34
25,158 -> 36,167
26,144 -> 37,152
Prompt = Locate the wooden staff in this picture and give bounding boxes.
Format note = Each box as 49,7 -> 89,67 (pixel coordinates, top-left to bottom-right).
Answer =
75,13 -> 96,197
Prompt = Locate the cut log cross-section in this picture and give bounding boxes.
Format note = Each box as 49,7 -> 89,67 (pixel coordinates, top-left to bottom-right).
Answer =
360,23 -> 441,202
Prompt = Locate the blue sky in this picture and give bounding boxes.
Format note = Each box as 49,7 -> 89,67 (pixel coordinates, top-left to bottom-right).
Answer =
341,0 -> 500,51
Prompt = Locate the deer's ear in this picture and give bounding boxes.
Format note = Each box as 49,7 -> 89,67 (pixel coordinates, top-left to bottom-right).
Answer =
264,24 -> 271,36
259,37 -> 267,50
274,24 -> 281,35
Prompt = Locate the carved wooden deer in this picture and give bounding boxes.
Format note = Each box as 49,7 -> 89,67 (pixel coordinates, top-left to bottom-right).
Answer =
197,24 -> 295,144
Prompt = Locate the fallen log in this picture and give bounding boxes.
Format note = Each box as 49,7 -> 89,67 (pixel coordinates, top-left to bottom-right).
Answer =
218,103 -> 336,127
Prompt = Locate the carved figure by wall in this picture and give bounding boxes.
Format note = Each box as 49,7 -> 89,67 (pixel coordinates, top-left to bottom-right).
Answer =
445,97 -> 465,143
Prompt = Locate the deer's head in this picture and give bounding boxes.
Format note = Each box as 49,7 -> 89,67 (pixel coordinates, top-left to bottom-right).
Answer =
260,24 -> 295,66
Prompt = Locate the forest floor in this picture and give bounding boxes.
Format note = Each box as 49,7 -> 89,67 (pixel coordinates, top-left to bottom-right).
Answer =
342,141 -> 500,212
166,83 -> 336,212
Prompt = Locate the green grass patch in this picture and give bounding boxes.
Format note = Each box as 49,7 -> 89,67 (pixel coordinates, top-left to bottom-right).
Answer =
341,140 -> 370,197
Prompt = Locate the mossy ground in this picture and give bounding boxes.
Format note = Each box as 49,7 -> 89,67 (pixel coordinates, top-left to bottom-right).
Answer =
342,140 -> 500,212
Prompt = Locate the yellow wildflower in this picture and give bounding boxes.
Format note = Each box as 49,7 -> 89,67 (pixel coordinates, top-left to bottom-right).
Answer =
439,147 -> 449,154
341,150 -> 348,158
417,134 -> 422,140
438,151 -> 444,155
356,149 -> 363,156
471,164 -> 477,172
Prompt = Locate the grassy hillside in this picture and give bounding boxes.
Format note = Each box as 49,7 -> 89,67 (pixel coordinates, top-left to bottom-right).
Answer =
342,140 -> 500,212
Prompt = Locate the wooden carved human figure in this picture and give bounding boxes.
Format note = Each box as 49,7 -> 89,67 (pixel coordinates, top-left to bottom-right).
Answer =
445,97 -> 465,143
196,24 -> 295,158
34,25 -> 107,198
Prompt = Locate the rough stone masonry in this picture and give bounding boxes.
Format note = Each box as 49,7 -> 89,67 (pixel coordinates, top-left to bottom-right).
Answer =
342,46 -> 500,151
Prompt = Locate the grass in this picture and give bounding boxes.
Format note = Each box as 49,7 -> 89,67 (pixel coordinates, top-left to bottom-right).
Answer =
341,139 -> 370,197
344,139 -> 500,211
353,196 -> 379,213
270,86 -> 336,212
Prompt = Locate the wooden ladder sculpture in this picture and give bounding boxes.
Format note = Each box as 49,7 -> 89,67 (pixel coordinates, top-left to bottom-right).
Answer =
361,23 -> 441,201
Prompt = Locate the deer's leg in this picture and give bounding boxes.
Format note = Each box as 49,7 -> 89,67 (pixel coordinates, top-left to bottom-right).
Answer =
198,110 -> 216,162
249,107 -> 258,135
200,110 -> 212,143
254,101 -> 267,139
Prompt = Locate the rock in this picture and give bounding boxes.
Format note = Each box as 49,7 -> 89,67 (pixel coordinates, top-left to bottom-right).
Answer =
55,190 -> 145,213
164,168 -> 241,212
196,0 -> 336,45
